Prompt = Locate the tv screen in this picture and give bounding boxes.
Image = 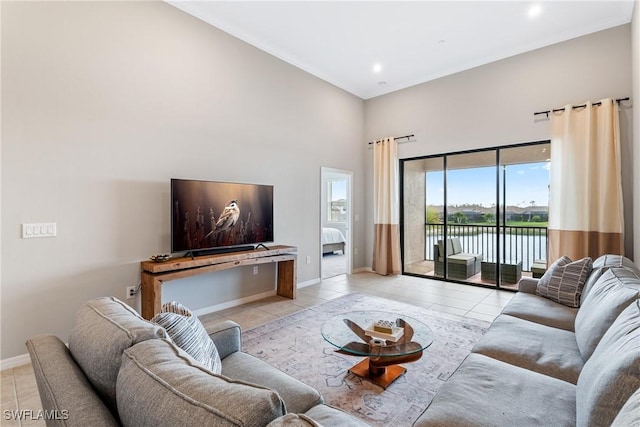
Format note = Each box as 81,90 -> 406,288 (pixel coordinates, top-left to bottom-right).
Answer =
171,179 -> 274,254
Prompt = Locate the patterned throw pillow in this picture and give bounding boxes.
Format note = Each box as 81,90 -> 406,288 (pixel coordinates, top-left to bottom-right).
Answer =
151,301 -> 222,374
536,256 -> 593,307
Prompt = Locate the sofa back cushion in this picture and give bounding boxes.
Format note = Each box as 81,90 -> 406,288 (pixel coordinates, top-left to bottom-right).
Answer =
574,268 -> 640,360
576,300 -> 640,427
117,339 -> 285,426
68,297 -> 166,414
581,254 -> 640,305
25,334 -> 120,426
451,238 -> 463,255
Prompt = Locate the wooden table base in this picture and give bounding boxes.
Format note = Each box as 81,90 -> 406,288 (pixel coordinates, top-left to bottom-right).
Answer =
348,358 -> 407,389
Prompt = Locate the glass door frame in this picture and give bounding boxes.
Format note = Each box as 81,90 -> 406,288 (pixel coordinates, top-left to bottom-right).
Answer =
399,139 -> 550,290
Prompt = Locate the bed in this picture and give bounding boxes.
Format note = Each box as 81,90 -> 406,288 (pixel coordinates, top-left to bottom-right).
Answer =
322,227 -> 346,255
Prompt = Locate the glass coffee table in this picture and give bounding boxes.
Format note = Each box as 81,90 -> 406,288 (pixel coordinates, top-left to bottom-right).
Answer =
321,311 -> 434,388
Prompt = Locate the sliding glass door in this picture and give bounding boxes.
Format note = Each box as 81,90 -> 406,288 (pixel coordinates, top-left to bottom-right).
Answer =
401,141 -> 550,289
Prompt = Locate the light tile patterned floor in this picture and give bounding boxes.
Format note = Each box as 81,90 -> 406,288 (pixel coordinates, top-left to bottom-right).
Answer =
0,272 -> 514,425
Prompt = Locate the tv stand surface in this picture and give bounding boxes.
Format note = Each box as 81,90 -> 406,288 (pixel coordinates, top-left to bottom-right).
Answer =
140,245 -> 297,320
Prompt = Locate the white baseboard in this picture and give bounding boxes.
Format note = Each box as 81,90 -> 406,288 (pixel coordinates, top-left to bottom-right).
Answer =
297,278 -> 320,288
191,289 -> 277,317
1,353 -> 31,371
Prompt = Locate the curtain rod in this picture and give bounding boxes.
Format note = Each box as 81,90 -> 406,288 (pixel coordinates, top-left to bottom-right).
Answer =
367,134 -> 415,145
533,97 -> 630,118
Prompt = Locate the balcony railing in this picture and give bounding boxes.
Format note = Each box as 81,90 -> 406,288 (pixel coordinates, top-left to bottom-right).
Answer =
425,223 -> 547,272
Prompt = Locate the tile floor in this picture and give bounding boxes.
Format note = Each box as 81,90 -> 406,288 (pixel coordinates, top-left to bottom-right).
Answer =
1,271 -> 514,426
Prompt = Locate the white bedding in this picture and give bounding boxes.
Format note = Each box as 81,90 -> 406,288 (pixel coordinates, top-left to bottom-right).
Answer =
322,227 -> 346,245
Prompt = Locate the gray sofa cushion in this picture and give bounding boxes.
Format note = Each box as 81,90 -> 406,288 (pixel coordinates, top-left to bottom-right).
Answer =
611,387 -> 640,427
582,254 -> 640,305
574,268 -> 640,360
221,350 -> 323,414
576,300 -> 640,427
152,301 -> 222,374
536,257 -> 592,307
207,319 -> 243,360
471,314 -> 584,384
500,291 -> 577,331
414,353 -> 576,427
67,296 -> 166,414
304,404 -> 371,427
25,334 -> 120,427
117,338 -> 285,426
592,254 -> 640,273
447,254 -> 475,265
267,414 -> 322,427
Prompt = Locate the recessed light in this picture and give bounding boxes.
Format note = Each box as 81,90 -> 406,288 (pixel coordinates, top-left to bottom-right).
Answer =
373,63 -> 382,74
528,4 -> 542,18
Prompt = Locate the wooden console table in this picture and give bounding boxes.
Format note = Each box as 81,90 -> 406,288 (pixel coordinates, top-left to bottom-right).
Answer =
140,245 -> 297,320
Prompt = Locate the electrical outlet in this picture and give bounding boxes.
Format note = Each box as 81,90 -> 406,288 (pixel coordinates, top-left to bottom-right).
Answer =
253,266 -> 259,275
126,286 -> 136,299
354,248 -> 358,255
306,256 -> 311,264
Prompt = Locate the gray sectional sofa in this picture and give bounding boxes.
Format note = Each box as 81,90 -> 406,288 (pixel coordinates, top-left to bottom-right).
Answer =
415,254 -> 640,427
26,297 -> 368,427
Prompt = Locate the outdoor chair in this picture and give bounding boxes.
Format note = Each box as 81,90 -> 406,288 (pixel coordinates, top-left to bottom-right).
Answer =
434,238 -> 482,280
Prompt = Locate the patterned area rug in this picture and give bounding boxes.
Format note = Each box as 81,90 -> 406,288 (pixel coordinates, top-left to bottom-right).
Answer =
242,293 -> 490,426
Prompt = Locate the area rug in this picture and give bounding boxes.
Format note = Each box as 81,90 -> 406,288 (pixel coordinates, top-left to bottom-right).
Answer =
242,292 -> 490,426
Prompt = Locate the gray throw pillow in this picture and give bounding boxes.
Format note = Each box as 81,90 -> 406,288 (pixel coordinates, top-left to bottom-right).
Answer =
152,301 -> 222,374
536,256 -> 592,307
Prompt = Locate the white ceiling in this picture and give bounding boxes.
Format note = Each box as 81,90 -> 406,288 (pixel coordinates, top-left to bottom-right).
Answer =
167,1 -> 635,100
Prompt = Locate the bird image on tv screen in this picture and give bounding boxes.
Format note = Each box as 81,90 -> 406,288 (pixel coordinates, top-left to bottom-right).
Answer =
171,179 -> 274,253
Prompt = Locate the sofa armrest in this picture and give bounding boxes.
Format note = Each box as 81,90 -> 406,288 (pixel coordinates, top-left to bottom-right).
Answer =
25,334 -> 119,426
517,277 -> 540,294
208,320 -> 242,359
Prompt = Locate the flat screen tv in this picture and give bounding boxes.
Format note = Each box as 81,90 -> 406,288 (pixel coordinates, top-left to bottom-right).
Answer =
171,179 -> 274,255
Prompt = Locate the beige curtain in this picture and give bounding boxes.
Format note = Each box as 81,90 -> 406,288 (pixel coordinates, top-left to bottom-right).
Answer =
548,98 -> 624,263
373,137 -> 401,275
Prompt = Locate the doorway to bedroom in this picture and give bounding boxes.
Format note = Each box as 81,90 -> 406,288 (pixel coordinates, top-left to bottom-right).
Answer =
321,167 -> 352,279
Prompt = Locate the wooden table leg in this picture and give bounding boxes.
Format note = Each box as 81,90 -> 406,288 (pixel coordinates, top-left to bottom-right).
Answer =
141,272 -> 162,320
276,258 -> 296,299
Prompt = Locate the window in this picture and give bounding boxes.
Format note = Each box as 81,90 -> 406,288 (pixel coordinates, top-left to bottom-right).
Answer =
328,180 -> 347,222
401,141 -> 550,289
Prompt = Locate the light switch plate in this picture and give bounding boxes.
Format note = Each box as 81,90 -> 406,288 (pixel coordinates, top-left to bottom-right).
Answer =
22,223 -> 57,239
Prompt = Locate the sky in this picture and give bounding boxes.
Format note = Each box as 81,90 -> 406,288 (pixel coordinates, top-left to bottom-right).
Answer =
330,179 -> 347,201
426,161 -> 550,207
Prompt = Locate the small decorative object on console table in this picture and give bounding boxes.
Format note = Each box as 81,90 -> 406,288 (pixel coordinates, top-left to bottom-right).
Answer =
140,245 -> 297,320
149,254 -> 171,262
321,311 -> 434,389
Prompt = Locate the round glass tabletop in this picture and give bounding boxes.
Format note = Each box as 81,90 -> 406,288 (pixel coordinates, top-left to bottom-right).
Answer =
321,310 -> 434,357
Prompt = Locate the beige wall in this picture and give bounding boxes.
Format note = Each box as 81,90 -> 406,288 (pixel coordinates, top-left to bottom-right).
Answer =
633,1 -> 640,267
1,2 -> 636,362
364,25 -> 634,269
1,2 -> 365,360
